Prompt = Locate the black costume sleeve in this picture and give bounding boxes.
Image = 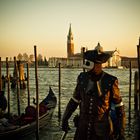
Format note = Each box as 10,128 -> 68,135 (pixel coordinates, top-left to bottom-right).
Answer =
62,98 -> 79,132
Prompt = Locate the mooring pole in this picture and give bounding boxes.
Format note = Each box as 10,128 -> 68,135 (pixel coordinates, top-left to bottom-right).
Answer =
34,45 -> 39,140
58,62 -> 61,122
18,61 -> 21,89
26,62 -> 30,106
14,56 -> 20,116
129,61 -> 132,124
0,57 -> 2,91
6,57 -> 10,117
136,36 -> 140,139
82,47 -> 85,72
134,71 -> 138,110
137,37 -> 140,112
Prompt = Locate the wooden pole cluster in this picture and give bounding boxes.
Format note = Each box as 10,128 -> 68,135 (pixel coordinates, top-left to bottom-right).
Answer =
1,57 -> 27,117
4,56 -> 30,117
18,61 -> 26,89
1,49 -> 39,138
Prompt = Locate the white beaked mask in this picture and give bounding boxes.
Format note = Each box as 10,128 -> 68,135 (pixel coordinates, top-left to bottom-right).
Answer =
83,59 -> 94,71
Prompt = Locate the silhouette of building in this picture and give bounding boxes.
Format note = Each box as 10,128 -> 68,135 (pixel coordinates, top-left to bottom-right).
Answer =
48,24 -> 124,68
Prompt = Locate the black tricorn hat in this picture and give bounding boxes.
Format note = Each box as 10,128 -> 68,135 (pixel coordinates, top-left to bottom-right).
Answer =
84,43 -> 115,64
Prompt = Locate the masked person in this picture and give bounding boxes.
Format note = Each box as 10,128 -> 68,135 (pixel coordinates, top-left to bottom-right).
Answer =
62,45 -> 126,140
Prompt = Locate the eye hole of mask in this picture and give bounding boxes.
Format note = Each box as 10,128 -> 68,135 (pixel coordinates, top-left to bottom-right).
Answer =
83,60 -> 94,71
85,61 -> 90,66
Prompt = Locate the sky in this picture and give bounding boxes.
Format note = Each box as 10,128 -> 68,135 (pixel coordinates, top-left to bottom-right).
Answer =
0,0 -> 140,60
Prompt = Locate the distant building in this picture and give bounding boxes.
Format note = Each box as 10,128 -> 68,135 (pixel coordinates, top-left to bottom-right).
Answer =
120,38 -> 140,68
109,50 -> 121,67
121,57 -> 138,68
29,54 -> 34,62
48,57 -> 67,67
48,24 -> 124,68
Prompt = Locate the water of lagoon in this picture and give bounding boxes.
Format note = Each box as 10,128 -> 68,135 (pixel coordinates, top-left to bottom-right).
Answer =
1,67 -> 138,140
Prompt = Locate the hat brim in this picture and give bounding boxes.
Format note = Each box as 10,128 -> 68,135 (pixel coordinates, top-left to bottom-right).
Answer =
84,50 -> 113,64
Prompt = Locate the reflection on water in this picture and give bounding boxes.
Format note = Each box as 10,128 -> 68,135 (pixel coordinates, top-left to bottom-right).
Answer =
1,67 -> 138,140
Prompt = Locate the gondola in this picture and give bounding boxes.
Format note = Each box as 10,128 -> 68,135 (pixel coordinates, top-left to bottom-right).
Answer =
0,87 -> 57,139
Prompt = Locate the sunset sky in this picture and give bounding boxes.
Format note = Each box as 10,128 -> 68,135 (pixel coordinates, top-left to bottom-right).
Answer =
0,0 -> 140,60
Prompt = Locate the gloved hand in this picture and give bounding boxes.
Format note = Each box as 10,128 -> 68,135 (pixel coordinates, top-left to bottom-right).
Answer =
73,114 -> 79,127
62,120 -> 70,132
62,98 -> 78,132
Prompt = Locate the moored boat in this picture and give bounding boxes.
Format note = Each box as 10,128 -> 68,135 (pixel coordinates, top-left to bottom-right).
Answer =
0,87 -> 57,139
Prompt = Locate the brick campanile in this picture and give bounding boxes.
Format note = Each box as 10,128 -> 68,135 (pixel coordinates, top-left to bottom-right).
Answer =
67,24 -> 74,58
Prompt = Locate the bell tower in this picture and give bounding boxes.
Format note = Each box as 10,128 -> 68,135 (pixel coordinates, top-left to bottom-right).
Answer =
67,24 -> 74,58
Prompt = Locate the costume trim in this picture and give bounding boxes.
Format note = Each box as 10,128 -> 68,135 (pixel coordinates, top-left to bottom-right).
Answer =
96,72 -> 105,96
71,97 -> 80,104
97,81 -> 102,96
115,102 -> 124,107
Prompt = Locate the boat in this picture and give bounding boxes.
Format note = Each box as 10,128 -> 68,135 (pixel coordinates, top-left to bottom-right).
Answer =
0,87 -> 57,139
